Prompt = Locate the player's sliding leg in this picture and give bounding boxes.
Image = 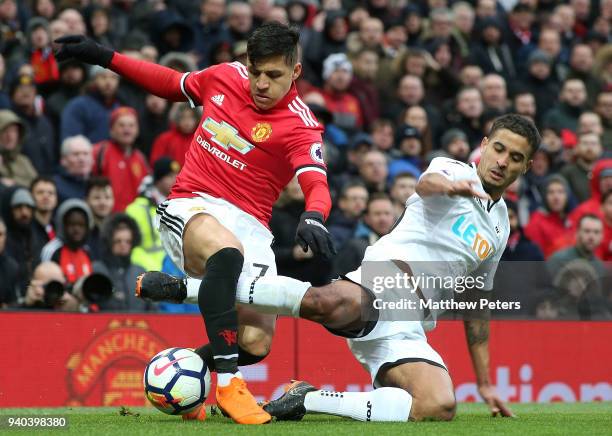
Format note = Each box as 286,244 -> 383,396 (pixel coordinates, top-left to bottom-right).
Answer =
264,381 -> 412,422
180,214 -> 271,424
235,274 -> 373,333
138,271 -> 370,335
265,362 -> 455,422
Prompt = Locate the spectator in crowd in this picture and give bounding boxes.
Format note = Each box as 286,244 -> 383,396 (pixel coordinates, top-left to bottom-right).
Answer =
401,105 -> 433,154
470,17 -> 516,82
19,261 -> 80,311
389,172 -> 416,218
549,214 -> 605,273
502,199 -> 544,261
40,199 -> 94,285
93,213 -> 154,312
1,187 -> 45,292
543,78 -> 587,134
60,65 -> 121,143
524,175 -> 573,258
547,214 -> 609,319
369,118 -> 395,153
388,124 -> 422,182
560,133 -> 603,202
0,109 -> 37,187
92,106 -> 150,212
0,217 -> 19,308
138,94 -> 170,158
85,176 -> 114,260
595,189 -> 612,261
58,8 -> 86,36
446,86 -> 485,147
321,53 -> 363,134
440,128 -> 470,163
536,27 -> 567,84
303,11 -> 348,86
149,103 -> 199,166
359,149 -> 388,194
0,54 -> 9,109
127,157 -> 180,272
328,180 -> 368,249
270,177 -> 332,286
578,111 -> 603,136
192,0 -> 230,69
522,50 -> 561,123
480,74 -> 511,113
512,91 -> 537,123
9,74 -> 56,175
26,17 -> 58,91
149,8 -> 194,57
225,0 -> 254,44
45,60 -> 88,127
30,176 -> 57,246
569,159 -> 612,227
333,193 -> 395,275
53,135 -> 94,204
349,48 -> 381,129
595,91 -> 612,152
566,43 -> 600,105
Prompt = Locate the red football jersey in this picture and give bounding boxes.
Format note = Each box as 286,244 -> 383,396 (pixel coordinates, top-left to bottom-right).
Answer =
168,62 -> 326,226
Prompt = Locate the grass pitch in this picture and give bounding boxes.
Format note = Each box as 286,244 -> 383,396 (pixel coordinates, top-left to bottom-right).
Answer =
0,403 -> 610,435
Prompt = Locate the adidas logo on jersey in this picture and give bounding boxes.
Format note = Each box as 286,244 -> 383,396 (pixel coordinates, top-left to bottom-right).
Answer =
211,94 -> 225,106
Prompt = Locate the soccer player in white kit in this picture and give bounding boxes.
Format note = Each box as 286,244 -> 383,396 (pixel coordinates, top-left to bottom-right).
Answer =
139,114 -> 539,421
234,114 -> 540,422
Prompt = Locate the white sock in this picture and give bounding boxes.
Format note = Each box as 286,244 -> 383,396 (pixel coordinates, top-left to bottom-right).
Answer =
216,371 -> 242,387
235,275 -> 311,317
186,277 -> 201,303
304,388 -> 412,422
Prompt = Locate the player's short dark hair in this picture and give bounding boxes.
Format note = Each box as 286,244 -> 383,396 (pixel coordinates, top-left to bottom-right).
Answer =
86,176 -> 112,197
247,22 -> 299,66
577,213 -> 602,229
488,114 -> 541,158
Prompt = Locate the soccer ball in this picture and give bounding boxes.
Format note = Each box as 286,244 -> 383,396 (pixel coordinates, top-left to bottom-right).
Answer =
143,348 -> 211,414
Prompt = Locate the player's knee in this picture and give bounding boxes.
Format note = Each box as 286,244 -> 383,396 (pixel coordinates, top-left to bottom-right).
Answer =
413,392 -> 456,421
238,330 -> 272,357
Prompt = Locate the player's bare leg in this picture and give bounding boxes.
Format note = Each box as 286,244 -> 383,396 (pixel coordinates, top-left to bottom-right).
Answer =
181,213 -> 271,424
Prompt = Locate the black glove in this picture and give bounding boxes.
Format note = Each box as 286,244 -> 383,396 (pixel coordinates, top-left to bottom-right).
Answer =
54,35 -> 114,67
295,211 -> 337,259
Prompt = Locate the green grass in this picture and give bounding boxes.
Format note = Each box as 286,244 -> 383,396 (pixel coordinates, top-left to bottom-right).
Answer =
0,403 -> 610,435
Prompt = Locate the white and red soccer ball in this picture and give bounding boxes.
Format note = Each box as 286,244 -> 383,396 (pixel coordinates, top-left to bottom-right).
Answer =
143,348 -> 211,414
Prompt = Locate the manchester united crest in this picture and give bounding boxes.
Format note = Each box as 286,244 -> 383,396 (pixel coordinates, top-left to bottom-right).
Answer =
251,122 -> 272,142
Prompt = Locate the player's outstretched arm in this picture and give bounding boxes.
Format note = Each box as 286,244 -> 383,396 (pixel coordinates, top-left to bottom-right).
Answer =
417,173 -> 491,200
55,35 -> 185,102
463,315 -> 515,418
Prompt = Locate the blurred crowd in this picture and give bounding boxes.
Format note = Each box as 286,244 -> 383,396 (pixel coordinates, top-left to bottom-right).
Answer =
0,0 -> 611,318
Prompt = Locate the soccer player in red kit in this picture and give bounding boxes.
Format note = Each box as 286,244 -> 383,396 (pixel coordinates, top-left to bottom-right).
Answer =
55,23 -> 335,424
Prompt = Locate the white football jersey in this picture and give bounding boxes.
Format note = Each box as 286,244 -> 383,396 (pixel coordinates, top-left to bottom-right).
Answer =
361,157 -> 510,290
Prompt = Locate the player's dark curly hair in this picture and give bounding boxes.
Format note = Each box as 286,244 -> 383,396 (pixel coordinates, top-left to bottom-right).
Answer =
488,114 -> 541,158
247,22 -> 299,66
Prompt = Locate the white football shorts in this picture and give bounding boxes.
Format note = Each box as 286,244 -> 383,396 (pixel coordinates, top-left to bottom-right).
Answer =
156,193 -> 277,280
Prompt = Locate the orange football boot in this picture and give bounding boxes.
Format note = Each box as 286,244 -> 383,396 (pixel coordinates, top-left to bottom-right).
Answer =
182,404 -> 207,421
216,377 -> 271,424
